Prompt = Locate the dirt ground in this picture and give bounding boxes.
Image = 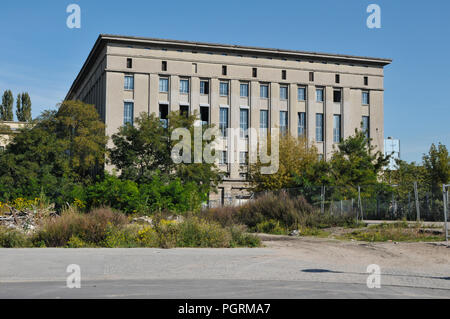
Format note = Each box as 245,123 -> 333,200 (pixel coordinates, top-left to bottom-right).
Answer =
259,234 -> 450,274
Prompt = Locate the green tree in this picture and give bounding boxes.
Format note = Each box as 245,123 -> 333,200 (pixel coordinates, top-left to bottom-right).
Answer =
1,90 -> 14,121
55,100 -> 108,181
423,143 -> 450,198
248,135 -> 322,192
0,101 -> 107,204
16,92 -> 32,122
329,129 -> 389,199
109,111 -> 222,198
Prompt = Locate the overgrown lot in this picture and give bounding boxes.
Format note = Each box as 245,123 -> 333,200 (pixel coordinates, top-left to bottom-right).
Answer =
0,207 -> 260,248
338,221 -> 445,242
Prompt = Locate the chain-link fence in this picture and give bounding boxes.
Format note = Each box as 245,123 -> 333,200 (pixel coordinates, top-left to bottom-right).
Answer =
210,183 -> 450,223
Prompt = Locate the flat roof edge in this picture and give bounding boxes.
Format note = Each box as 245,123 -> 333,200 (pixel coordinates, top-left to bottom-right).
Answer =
100,34 -> 393,65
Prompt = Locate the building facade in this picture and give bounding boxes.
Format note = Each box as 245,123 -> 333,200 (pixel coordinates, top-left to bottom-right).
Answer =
0,121 -> 27,150
65,34 -> 391,205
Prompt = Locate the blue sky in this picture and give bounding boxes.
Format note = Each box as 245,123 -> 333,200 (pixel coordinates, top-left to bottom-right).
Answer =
0,0 -> 448,163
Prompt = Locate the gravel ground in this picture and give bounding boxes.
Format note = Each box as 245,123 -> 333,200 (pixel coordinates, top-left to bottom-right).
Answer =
0,237 -> 448,298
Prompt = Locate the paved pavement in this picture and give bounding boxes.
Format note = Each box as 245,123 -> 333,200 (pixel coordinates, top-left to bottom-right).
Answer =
0,248 -> 449,299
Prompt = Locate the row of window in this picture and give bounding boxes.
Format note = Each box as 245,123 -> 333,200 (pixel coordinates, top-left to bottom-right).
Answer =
126,75 -> 370,104
126,58 -> 370,86
125,101 -> 370,143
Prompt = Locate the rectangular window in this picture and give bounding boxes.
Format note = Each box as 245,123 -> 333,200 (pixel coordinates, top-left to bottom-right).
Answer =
335,74 -> 340,84
159,78 -> 169,93
239,152 -> 248,165
222,65 -> 227,76
316,113 -> 324,142
159,104 -> 169,128
260,110 -> 268,137
219,107 -> 229,137
309,72 -> 314,82
200,80 -> 209,94
200,107 -> 209,126
126,58 -> 132,69
240,109 -> 249,139
220,151 -> 228,165
298,87 -> 306,101
240,83 -> 249,97
280,111 -> 288,136
124,75 -> 134,90
364,76 -> 369,86
252,68 -> 257,78
298,112 -> 306,137
180,79 -> 189,94
260,84 -> 269,98
362,116 -> 370,139
180,105 -> 189,118
333,115 -> 341,143
280,86 -> 288,100
333,89 -> 341,103
124,102 -> 134,125
316,88 -> 324,102
220,82 -> 229,96
282,70 -> 287,80
162,61 -> 167,71
362,91 -> 370,105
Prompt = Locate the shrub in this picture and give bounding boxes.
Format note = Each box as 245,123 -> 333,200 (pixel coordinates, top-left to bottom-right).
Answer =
255,219 -> 287,235
0,227 -> 31,248
229,225 -> 261,248
85,175 -> 143,214
198,206 -> 240,227
102,224 -> 141,248
32,207 -> 128,247
238,191 -> 314,229
177,217 -> 231,248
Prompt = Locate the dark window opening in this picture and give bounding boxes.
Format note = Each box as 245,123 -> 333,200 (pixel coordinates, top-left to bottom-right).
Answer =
162,61 -> 167,71
180,105 -> 189,118
364,76 -> 369,86
126,58 -> 132,69
252,68 -> 257,78
282,70 -> 287,80
159,104 -> 169,128
309,72 -> 314,82
333,90 -> 342,103
335,74 -> 340,84
222,65 -> 227,76
200,106 -> 209,126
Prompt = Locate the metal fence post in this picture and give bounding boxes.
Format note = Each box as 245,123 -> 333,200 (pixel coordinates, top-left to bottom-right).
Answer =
443,184 -> 449,242
321,185 -> 325,215
414,181 -> 420,221
358,186 -> 363,221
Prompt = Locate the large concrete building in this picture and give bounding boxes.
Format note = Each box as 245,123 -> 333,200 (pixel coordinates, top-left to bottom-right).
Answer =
65,34 -> 391,205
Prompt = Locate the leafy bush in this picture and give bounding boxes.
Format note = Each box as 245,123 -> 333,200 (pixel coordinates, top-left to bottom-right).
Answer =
0,227 -> 31,248
32,207 -> 127,247
255,219 -> 287,235
198,206 -> 239,227
176,217 -> 232,248
228,225 -> 261,247
238,191 -> 314,229
85,175 -> 143,214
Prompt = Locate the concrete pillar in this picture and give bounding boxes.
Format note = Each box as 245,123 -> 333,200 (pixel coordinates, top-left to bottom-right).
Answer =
149,74 -> 159,116
324,86 -> 334,160
170,75 -> 179,113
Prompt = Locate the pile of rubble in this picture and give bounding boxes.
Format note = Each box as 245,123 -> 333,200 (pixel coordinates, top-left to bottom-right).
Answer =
0,205 -> 57,232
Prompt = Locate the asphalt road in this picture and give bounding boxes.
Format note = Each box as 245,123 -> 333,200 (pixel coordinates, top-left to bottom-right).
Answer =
0,247 -> 449,299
